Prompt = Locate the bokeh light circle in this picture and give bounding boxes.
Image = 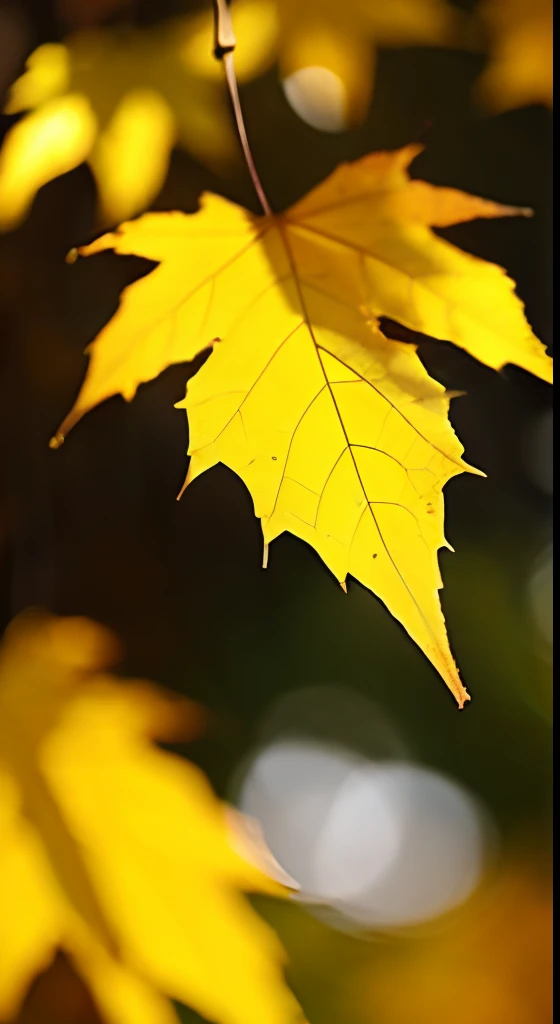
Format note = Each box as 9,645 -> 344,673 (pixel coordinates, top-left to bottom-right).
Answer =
282,66 -> 347,132
236,739 -> 489,929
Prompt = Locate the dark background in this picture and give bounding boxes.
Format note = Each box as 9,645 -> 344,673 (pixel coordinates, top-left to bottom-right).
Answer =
0,1 -> 552,1022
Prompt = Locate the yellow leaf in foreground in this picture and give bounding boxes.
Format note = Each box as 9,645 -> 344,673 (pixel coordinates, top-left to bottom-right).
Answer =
475,0 -> 552,112
0,612 -> 304,1024
0,6 -> 275,230
54,147 -> 551,704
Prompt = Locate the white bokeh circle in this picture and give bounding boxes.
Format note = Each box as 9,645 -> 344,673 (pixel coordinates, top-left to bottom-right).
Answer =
237,740 -> 488,928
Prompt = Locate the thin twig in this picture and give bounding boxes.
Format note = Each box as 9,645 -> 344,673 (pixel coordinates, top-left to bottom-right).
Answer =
212,0 -> 272,216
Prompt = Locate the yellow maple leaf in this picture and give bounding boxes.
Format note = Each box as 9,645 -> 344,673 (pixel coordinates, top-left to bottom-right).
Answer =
0,4 -> 275,230
475,0 -> 552,112
0,611 -> 304,1024
51,146 -> 551,705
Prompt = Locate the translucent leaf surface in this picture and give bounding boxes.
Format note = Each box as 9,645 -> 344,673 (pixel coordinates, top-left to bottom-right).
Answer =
54,147 -> 552,703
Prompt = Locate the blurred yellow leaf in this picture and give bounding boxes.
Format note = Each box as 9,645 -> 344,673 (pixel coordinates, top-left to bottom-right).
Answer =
233,0 -> 464,125
53,146 -> 551,703
0,5 -> 275,230
475,0 -> 552,112
0,94 -> 97,229
0,611 -> 304,1024
358,857 -> 552,1024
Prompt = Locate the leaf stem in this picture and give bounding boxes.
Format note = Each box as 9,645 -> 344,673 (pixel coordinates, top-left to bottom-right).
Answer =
212,0 -> 272,217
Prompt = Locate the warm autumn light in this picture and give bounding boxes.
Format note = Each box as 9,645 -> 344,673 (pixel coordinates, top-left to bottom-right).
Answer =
0,2 -> 551,1022
51,145 -> 550,703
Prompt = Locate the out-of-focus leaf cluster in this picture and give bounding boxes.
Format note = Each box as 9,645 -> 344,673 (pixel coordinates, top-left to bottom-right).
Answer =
0,611 -> 303,1024
0,0 -> 552,230
0,0 -> 276,228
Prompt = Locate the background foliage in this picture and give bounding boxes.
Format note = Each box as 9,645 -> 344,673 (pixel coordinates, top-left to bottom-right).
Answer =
0,0 -> 552,1021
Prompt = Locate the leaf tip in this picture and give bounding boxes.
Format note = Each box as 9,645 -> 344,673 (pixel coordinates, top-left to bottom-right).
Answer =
465,459 -> 487,478
49,432 -> 65,449
65,247 -> 79,264
401,142 -> 425,169
494,202 -> 534,220
176,474 -> 190,501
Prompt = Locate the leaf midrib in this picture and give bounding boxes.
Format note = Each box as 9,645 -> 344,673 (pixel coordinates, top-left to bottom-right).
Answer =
276,219 -> 447,662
